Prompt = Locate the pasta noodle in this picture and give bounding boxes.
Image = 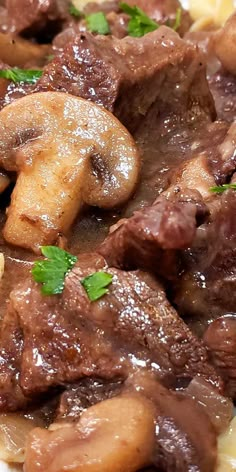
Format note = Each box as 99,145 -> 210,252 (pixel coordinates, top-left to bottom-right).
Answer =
217,417 -> 236,471
189,0 -> 234,30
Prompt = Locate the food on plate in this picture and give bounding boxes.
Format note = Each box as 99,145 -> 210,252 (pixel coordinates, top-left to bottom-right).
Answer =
0,0 -> 236,471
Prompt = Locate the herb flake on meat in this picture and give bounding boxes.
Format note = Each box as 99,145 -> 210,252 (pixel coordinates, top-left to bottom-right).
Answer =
69,3 -> 81,17
86,12 -> 110,35
120,3 -> 159,37
32,246 -> 78,296
173,7 -> 182,31
210,183 -> 236,193
81,271 -> 113,301
0,68 -> 43,84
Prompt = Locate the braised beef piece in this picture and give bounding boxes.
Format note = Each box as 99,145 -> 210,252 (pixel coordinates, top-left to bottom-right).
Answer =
0,253 -> 221,411
0,79 -> 33,111
53,0 -> 191,48
99,189 -> 208,278
174,190 -> 236,331
4,0 -> 69,36
204,315 -> 236,399
36,26 -> 215,132
209,70 -> 236,123
57,378 -> 123,421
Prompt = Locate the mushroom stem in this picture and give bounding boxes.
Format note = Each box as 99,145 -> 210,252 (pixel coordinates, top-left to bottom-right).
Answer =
0,92 -> 140,252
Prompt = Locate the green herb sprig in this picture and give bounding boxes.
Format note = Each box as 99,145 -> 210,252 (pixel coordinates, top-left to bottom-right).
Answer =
0,68 -> 42,84
173,7 -> 182,31
69,3 -> 81,17
120,3 -> 159,37
32,246 -> 78,296
86,12 -> 110,34
81,271 -> 113,301
32,246 -> 113,300
210,183 -> 236,194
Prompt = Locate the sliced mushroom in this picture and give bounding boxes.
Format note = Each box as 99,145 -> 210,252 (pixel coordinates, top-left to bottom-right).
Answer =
0,92 -> 140,252
24,394 -> 155,472
0,33 -> 49,67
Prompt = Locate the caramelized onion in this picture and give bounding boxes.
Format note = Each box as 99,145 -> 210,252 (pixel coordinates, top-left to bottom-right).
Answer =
186,377 -> 233,433
217,417 -> 236,471
0,414 -> 43,463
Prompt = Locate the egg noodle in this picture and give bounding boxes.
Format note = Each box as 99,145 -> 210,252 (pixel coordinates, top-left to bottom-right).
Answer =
189,0 -> 234,30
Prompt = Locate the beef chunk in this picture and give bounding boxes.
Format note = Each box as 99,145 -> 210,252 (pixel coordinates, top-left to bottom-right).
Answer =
204,315 -> 236,399
174,190 -> 236,326
57,378 -> 123,421
0,253 -> 221,411
209,70 -> 236,123
99,190 -> 208,278
53,0 -> 191,47
5,0 -> 69,35
36,26 -> 215,132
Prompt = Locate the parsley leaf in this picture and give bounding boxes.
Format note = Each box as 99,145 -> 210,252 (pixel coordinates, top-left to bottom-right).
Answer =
86,12 -> 110,34
0,68 -> 42,84
81,271 -> 113,301
69,3 -> 81,17
32,246 -> 78,296
120,3 -> 159,37
173,7 -> 182,31
210,183 -> 236,194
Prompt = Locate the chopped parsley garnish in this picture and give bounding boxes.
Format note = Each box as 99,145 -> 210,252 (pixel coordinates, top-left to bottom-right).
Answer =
81,271 -> 113,301
0,68 -> 42,84
86,12 -> 110,34
32,247 -> 112,300
210,183 -> 236,194
120,3 -> 159,37
173,7 -> 182,31
46,54 -> 54,62
69,3 -> 81,17
32,246 -> 77,296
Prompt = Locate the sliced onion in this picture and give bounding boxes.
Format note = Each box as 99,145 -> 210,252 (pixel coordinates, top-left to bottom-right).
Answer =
0,414 -> 43,463
186,377 -> 233,433
217,417 -> 236,471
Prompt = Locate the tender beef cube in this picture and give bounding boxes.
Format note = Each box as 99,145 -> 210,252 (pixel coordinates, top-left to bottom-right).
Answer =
57,378 -> 123,421
5,0 -> 69,35
99,190 -> 208,279
0,253 -> 221,411
204,315 -> 236,399
54,0 -> 191,47
0,300 -> 27,411
209,70 -> 236,123
36,26 -> 215,132
174,190 -> 236,329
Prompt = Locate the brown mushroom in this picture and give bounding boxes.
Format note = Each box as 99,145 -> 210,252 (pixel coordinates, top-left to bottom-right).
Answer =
0,32 -> 49,68
24,394 -> 155,472
0,92 -> 140,252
